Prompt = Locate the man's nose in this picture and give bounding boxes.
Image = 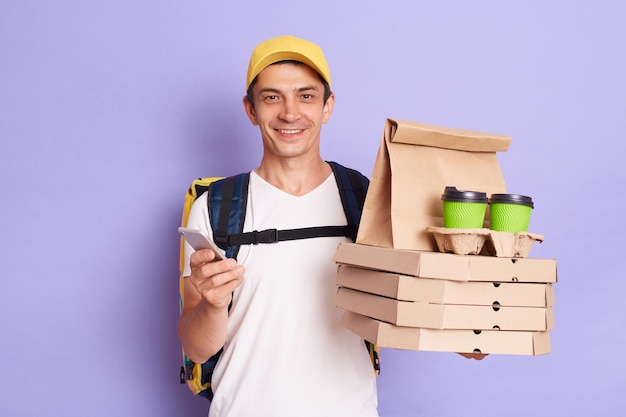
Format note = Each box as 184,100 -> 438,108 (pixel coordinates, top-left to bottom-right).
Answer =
279,97 -> 300,122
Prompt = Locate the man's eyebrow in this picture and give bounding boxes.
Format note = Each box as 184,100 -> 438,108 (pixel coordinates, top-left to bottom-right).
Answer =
296,85 -> 319,93
258,85 -> 319,95
258,87 -> 281,95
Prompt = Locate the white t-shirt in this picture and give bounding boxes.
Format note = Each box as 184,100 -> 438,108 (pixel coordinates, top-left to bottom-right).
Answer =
184,171 -> 378,417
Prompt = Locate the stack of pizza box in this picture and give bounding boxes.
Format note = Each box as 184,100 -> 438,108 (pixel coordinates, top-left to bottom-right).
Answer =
334,243 -> 557,356
335,119 -> 558,356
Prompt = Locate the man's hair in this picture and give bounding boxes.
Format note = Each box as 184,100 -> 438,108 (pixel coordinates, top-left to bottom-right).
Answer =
245,60 -> 332,108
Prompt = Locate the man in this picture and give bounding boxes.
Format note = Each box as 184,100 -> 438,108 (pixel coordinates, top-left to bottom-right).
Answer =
178,35 -> 379,417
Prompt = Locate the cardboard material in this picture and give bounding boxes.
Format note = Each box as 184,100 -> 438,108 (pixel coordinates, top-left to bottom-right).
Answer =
425,226 -> 544,257
483,230 -> 545,258
336,265 -> 555,307
356,118 -> 512,251
334,243 -> 558,283
341,311 -> 551,356
427,227 -> 489,255
336,287 -> 553,331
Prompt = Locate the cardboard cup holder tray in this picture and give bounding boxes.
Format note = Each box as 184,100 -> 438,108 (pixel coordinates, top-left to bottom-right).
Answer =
426,226 -> 544,258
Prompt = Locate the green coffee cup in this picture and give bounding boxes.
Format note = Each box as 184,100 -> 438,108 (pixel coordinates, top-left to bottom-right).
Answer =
488,194 -> 534,233
441,186 -> 488,228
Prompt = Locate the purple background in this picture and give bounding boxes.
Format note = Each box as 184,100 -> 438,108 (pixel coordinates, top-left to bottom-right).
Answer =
1,1 -> 624,416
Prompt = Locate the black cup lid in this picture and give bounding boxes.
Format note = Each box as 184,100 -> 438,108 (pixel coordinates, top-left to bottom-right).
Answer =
441,186 -> 488,203
489,193 -> 534,208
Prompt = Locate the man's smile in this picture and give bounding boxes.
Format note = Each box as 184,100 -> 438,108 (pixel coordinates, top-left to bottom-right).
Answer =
277,128 -> 304,135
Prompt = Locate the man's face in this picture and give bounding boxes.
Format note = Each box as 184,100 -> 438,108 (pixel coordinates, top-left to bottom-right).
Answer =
243,62 -> 334,161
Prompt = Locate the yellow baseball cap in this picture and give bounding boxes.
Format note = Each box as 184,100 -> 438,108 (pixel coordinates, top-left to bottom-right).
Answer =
245,35 -> 332,90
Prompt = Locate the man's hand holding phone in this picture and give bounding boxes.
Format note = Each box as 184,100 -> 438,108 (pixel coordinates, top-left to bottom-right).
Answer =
179,227 -> 244,310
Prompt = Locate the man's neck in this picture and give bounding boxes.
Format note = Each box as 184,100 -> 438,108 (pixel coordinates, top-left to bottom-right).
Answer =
254,156 -> 332,196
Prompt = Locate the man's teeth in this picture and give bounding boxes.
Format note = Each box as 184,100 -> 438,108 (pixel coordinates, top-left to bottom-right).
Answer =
280,129 -> 301,134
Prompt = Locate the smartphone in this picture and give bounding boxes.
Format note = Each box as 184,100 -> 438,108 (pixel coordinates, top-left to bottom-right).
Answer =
178,227 -> 226,261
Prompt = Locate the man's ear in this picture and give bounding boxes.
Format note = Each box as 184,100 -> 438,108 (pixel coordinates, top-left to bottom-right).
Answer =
322,92 -> 335,124
242,96 -> 258,126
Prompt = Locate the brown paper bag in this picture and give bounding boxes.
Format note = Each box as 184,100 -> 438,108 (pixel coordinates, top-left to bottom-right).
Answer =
357,118 -> 511,251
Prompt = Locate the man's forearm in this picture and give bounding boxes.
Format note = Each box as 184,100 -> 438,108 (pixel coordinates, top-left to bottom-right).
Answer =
178,300 -> 229,364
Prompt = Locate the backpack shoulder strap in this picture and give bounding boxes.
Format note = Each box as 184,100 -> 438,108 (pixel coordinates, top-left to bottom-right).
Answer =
327,161 -> 369,242
207,172 -> 250,259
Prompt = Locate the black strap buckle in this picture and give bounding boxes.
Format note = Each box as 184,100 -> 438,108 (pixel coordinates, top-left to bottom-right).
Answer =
252,229 -> 278,244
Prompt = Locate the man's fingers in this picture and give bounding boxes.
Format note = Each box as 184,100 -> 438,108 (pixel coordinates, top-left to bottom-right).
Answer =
196,266 -> 244,309
189,248 -> 223,268
216,272 -> 244,294
458,352 -> 489,360
194,259 -> 239,282
188,257 -> 244,299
